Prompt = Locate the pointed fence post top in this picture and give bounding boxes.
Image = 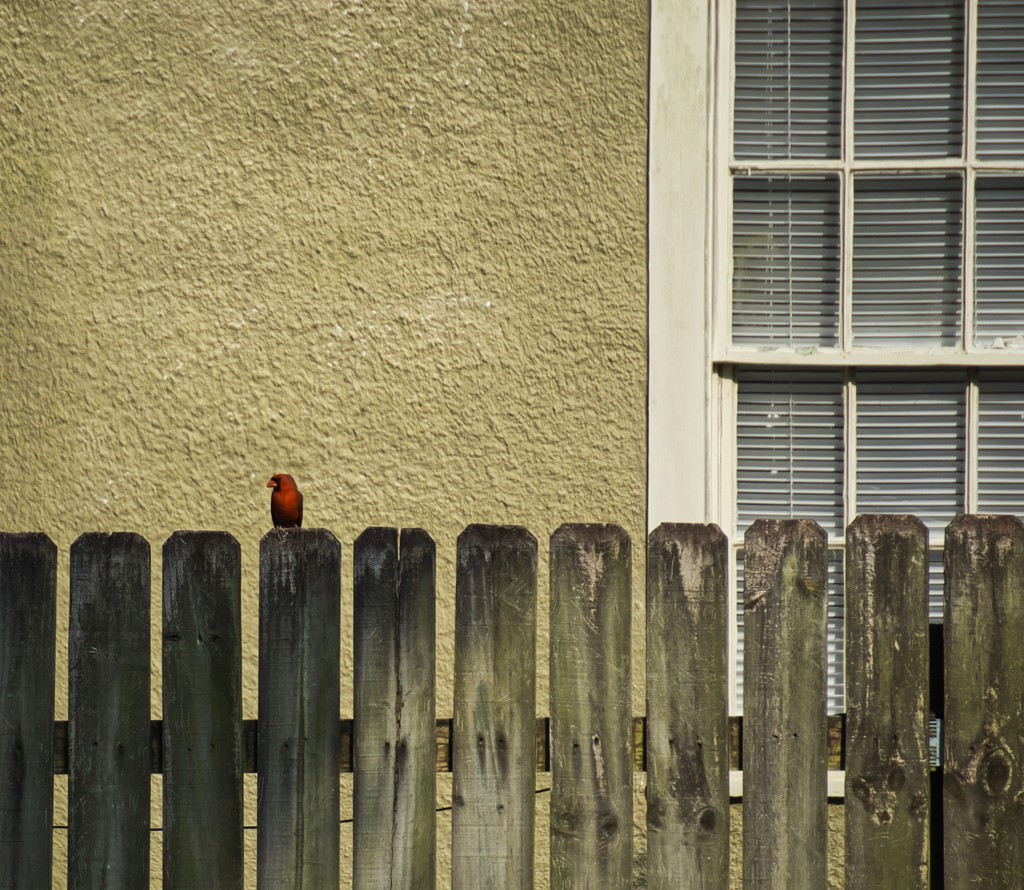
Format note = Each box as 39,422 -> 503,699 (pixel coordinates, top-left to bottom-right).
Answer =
946,513 -> 1024,542
744,518 -> 828,549
0,531 -> 57,556
163,530 -> 240,555
259,527 -> 341,567
648,522 -> 727,548
71,531 -> 150,555
457,524 -> 537,552
847,513 -> 929,540
354,527 -> 398,549
260,526 -> 341,545
551,522 -> 631,551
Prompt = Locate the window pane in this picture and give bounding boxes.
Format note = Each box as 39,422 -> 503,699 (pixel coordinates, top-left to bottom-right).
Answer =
734,0 -> 843,159
733,176 -> 841,347
978,371 -> 1024,514
977,0 -> 1024,159
974,178 -> 1024,347
826,549 -> 845,713
855,369 -> 966,533
854,0 -> 965,158
852,176 -> 963,347
928,549 -> 944,623
737,368 -> 844,535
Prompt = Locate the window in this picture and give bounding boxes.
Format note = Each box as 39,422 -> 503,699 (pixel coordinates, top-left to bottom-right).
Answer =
718,0 -> 1024,714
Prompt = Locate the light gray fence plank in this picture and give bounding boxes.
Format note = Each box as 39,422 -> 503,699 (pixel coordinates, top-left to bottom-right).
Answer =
845,515 -> 930,889
452,525 -> 537,890
646,523 -> 728,890
944,515 -> 1024,887
550,524 -> 632,890
354,527 -> 436,890
0,533 -> 57,888
742,519 -> 827,890
257,528 -> 341,890
163,531 -> 243,890
68,532 -> 151,889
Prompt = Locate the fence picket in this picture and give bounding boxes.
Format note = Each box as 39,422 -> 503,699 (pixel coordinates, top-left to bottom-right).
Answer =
162,531 -> 243,889
257,528 -> 341,890
353,528 -> 436,889
646,523 -> 728,890
944,515 -> 1024,886
742,519 -> 827,889
68,532 -> 151,889
0,534 -> 57,888
452,525 -> 537,890
845,515 -> 930,889
550,524 -> 633,890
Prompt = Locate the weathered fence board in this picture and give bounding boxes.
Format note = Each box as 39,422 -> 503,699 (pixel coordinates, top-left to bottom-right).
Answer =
162,531 -> 243,890
845,515 -> 930,889
452,525 -> 538,890
68,532 -> 151,889
354,528 -> 436,890
743,519 -> 827,890
943,515 -> 1024,887
550,524 -> 633,890
258,528 -> 341,890
6,515 -> 1024,886
0,533 -> 56,889
646,523 -> 729,890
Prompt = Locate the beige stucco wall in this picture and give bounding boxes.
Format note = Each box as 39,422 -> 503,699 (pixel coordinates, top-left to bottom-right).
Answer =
2,1 -> 648,886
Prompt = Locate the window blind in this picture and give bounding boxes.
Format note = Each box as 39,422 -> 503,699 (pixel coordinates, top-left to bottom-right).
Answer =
854,0 -> 965,158
734,0 -> 843,159
977,0 -> 1024,160
974,178 -> 1024,347
852,176 -> 963,347
855,370 -> 966,532
978,371 -> 1024,515
736,368 -> 845,535
733,176 -> 841,347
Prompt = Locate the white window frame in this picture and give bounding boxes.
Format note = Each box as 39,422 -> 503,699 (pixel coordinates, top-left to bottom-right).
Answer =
649,0 -> 1024,798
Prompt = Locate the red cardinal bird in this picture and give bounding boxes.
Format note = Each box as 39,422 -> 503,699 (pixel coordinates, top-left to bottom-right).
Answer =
268,474 -> 304,528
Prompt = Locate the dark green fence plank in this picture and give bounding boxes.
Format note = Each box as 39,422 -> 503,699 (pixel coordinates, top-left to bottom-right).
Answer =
354,528 -> 436,890
646,523 -> 728,890
944,515 -> 1024,886
550,524 -> 632,890
68,532 -> 151,889
163,531 -> 243,890
452,525 -> 537,890
257,528 -> 341,890
845,515 -> 930,889
0,533 -> 57,888
742,519 -> 827,890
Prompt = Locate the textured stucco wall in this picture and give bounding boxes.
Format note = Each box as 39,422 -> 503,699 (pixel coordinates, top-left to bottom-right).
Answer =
2,1 -> 648,886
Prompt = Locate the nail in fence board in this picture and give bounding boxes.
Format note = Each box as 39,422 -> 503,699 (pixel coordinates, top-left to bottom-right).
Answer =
550,524 -> 632,890
163,532 -> 243,889
845,515 -> 930,889
0,533 -> 57,888
742,519 -> 827,890
646,524 -> 728,890
258,528 -> 341,890
354,528 -> 436,890
68,532 -> 151,889
452,525 -> 537,890
944,515 -> 1024,886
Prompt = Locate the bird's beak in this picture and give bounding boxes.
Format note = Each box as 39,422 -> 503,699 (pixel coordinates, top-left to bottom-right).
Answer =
267,480 -> 275,488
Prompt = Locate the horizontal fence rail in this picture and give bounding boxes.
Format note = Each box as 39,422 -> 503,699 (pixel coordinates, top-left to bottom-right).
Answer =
0,516 -> 1021,888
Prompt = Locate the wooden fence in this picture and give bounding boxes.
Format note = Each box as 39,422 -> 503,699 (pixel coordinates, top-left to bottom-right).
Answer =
0,516 -> 1021,888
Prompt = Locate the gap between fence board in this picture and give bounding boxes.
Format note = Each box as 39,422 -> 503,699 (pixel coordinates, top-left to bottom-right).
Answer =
50,715 -> 846,775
